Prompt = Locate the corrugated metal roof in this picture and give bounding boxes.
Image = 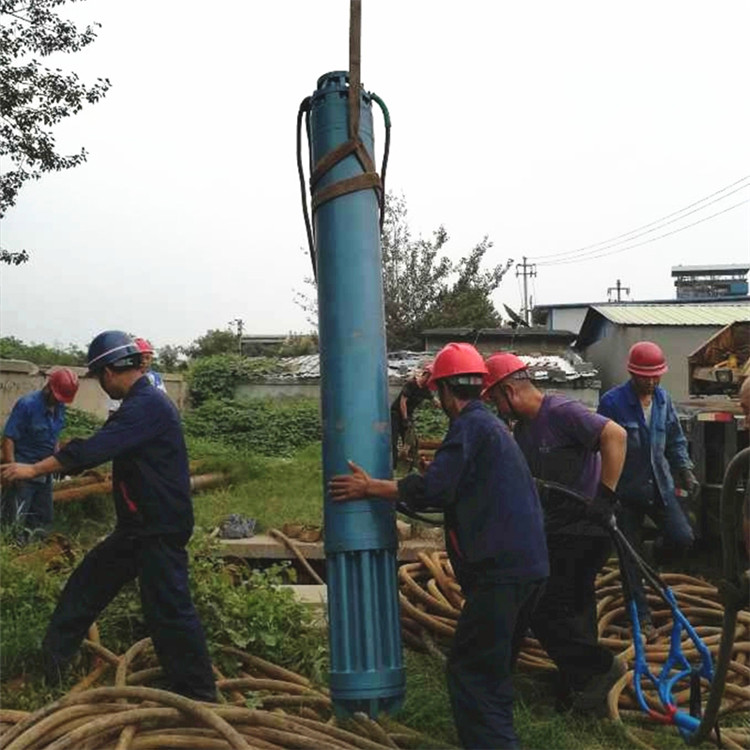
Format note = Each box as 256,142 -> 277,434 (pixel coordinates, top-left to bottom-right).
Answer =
592,304 -> 750,326
247,351 -> 599,383
671,264 -> 749,275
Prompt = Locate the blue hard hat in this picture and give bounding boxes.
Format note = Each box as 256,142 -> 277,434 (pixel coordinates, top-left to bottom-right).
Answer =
87,331 -> 141,372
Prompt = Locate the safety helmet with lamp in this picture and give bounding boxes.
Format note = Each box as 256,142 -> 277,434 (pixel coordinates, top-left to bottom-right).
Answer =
481,352 -> 528,397
86,331 -> 141,373
47,367 -> 80,404
428,343 -> 488,390
627,341 -> 668,378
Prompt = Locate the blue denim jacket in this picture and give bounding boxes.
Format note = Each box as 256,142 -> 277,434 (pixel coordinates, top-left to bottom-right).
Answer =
2,390 -> 65,465
597,381 -> 692,506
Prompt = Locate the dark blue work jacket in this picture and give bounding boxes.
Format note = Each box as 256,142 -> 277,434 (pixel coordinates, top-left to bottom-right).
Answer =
56,377 -> 193,536
597,381 -> 692,506
398,400 -> 548,584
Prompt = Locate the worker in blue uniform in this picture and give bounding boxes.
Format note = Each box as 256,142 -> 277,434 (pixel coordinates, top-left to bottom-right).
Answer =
330,342 -> 549,750
1,368 -> 79,538
597,341 -> 696,640
0,331 -> 216,701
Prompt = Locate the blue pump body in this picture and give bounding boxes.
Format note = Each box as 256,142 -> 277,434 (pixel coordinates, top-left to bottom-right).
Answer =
309,71 -> 405,717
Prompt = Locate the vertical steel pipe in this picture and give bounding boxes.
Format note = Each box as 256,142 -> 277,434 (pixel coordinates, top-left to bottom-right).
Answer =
309,70 -> 404,717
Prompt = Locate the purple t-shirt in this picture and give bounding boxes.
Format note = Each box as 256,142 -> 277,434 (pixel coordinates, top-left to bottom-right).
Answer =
514,394 -> 608,499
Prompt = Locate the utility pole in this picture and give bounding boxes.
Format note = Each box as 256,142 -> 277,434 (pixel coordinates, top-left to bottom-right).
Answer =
607,279 -> 631,302
230,318 -> 244,354
515,256 -> 537,325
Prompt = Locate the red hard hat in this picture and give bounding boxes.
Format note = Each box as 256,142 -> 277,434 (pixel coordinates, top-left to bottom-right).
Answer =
428,343 -> 488,389
482,352 -> 528,397
48,368 -> 79,404
134,338 -> 154,354
627,341 -> 668,378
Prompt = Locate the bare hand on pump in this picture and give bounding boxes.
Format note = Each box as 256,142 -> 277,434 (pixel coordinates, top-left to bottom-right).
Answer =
329,461 -> 371,500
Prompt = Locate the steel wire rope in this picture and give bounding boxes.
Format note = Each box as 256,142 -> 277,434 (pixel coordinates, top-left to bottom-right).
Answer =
528,176 -> 750,262
537,199 -> 749,266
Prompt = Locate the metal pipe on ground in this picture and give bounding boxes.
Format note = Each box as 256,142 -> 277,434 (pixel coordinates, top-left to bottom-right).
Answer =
52,474 -> 229,503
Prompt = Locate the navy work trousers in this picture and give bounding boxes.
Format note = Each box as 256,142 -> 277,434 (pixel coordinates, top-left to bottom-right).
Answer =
529,534 -> 614,692
0,477 -> 53,533
43,529 -> 216,701
447,567 -> 545,750
616,496 -> 693,620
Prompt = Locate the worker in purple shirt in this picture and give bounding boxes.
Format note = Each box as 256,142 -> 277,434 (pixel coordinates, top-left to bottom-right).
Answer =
483,352 -> 627,715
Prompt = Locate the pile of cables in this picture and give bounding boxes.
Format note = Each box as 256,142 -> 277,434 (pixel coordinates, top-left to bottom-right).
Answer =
399,550 -> 750,750
0,637 -> 445,750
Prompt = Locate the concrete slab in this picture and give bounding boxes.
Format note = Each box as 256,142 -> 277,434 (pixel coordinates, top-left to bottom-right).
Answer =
281,584 -> 328,605
278,584 -> 328,629
219,534 -> 443,562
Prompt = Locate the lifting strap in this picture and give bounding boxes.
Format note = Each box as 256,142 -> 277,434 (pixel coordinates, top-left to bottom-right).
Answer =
310,0 -> 382,214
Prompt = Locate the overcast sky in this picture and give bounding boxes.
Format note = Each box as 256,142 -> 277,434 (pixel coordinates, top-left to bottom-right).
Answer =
1,0 -> 749,351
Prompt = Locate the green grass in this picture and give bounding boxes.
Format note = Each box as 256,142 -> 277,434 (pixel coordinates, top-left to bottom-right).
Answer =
398,650 -> 458,746
188,439 -> 324,532
2,423 -> 740,748
399,655 -> 708,750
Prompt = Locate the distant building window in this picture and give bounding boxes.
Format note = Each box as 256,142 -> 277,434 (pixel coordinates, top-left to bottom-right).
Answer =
671,264 -> 749,300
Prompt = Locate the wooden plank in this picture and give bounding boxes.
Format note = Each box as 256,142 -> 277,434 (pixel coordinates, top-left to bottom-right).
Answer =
218,534 -> 443,561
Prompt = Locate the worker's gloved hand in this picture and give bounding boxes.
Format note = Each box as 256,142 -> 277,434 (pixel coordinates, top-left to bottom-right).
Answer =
585,483 -> 619,529
677,467 -> 699,497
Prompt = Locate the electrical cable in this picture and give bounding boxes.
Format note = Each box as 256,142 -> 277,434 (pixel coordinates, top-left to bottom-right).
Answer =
296,97 -> 315,278
529,176 -> 750,262
537,199 -> 748,266
369,92 -> 391,233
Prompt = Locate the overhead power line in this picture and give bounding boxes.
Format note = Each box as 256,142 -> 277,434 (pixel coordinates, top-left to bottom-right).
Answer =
529,176 -> 750,262
537,199 -> 749,266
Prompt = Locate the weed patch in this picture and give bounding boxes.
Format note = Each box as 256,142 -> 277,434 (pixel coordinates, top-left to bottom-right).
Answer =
60,408 -> 104,441
0,531 -> 328,707
413,404 -> 449,440
187,355 -> 286,405
191,442 -> 324,532
184,398 -> 321,457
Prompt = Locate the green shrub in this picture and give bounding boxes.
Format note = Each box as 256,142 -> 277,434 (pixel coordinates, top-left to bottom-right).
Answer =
0,541 -> 64,678
0,336 -> 86,366
190,536 -> 327,681
0,532 -> 327,702
413,403 -> 449,439
187,355 -> 286,406
60,408 -> 104,441
183,398 -> 321,457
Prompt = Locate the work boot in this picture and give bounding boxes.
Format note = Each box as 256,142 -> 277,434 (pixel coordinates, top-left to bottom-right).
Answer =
571,658 -> 627,716
554,673 -> 573,713
42,650 -> 69,689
